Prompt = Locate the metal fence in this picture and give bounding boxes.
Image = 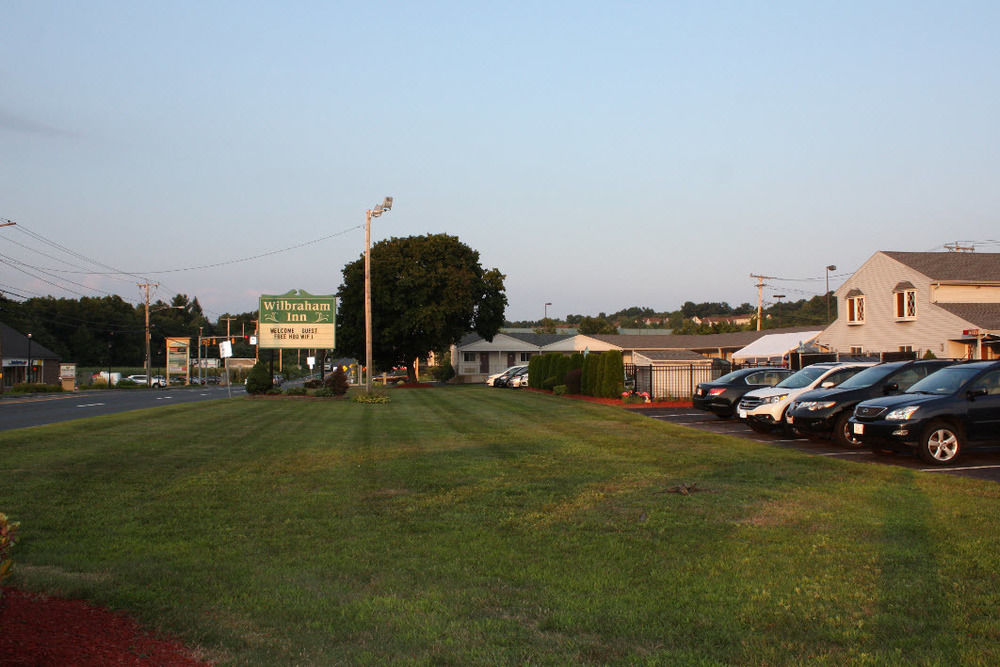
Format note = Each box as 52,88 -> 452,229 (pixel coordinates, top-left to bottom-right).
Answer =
625,350 -> 920,400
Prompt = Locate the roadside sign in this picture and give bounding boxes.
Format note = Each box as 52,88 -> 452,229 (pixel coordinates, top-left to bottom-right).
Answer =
219,340 -> 233,358
258,289 -> 336,349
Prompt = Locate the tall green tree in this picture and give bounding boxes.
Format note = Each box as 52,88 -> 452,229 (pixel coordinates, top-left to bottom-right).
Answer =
337,234 -> 507,381
577,316 -> 618,335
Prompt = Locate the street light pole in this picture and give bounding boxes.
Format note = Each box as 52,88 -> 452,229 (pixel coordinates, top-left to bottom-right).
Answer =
544,302 -> 552,320
773,295 -> 786,328
365,196 -> 393,394
26,333 -> 32,384
825,265 -> 837,324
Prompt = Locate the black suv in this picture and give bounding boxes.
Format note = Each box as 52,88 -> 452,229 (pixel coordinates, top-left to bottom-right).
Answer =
692,367 -> 793,419
848,360 -> 1000,465
787,359 -> 954,448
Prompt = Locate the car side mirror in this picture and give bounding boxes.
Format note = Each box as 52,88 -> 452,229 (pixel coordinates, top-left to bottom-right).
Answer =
967,387 -> 989,400
883,382 -> 899,394
821,381 -> 835,388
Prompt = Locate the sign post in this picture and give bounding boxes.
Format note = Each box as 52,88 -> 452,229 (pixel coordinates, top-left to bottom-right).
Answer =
219,340 -> 233,398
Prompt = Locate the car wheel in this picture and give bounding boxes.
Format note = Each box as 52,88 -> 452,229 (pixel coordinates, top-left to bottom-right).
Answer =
833,412 -> 863,449
747,420 -> 772,434
918,420 -> 962,465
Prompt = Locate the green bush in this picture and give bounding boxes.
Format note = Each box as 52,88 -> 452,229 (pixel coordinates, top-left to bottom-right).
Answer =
581,353 -> 602,396
313,387 -> 335,398
265,387 -> 283,395
0,512 -> 19,595
353,391 -> 390,404
10,383 -> 63,394
285,386 -> 307,396
527,356 -> 542,389
542,376 -> 560,391
600,349 -> 625,398
325,367 -> 350,396
304,379 -> 323,389
564,368 -> 582,394
552,385 -> 567,396
244,361 -> 273,395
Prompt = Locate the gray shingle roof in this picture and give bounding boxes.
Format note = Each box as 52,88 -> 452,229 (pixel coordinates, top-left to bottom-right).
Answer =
884,251 -> 1000,282
0,322 -> 60,359
635,350 -> 713,362
936,303 -> 1000,330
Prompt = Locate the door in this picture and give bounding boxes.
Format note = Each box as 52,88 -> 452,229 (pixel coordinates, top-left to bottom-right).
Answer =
507,353 -> 516,368
480,353 -> 490,374
966,370 -> 1000,441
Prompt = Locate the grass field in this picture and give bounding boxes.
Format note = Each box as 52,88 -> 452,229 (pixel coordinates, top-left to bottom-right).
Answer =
3,386 -> 1000,664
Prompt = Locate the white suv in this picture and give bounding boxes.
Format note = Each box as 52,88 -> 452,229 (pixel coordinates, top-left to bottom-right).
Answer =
738,362 -> 874,435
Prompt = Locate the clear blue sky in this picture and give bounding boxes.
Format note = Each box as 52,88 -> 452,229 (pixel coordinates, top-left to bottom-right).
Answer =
3,2 -> 998,323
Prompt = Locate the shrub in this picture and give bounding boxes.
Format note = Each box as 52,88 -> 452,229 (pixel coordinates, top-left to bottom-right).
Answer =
265,387 -> 283,395
542,376 -> 560,391
581,353 -> 602,396
313,387 -> 335,398
600,350 -> 625,398
353,391 -> 390,404
304,379 -> 322,389
0,513 -> 20,595
552,384 -> 567,396
923,349 -> 938,359
116,378 -> 139,388
245,361 -> 273,394
11,383 -> 63,394
285,386 -> 307,396
527,356 -> 542,389
325,367 -> 350,396
564,368 -> 582,394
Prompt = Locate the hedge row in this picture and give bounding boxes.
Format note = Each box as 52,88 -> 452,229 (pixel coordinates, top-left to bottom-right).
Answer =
527,351 -> 623,398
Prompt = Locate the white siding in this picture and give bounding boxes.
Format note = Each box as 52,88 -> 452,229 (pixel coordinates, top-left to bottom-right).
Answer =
932,284 -> 1000,303
816,252 -> 976,357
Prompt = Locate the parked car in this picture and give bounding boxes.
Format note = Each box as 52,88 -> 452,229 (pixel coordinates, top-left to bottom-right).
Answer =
692,367 -> 793,419
494,366 -> 527,388
508,367 -> 530,388
125,374 -> 165,388
787,359 -> 955,447
738,362 -> 875,434
487,365 -> 525,387
849,360 -> 1000,465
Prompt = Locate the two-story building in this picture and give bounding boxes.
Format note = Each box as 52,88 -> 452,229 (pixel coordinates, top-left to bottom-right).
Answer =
817,251 -> 1000,360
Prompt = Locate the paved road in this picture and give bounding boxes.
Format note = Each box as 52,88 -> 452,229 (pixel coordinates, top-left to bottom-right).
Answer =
0,385 -> 245,432
629,406 -> 1000,483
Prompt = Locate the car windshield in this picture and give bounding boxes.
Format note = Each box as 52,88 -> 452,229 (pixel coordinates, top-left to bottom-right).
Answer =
834,364 -> 901,389
905,366 -> 981,395
775,365 -> 830,389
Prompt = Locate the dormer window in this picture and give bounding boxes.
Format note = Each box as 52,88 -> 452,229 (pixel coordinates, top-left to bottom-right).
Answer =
893,281 -> 917,321
846,289 -> 865,325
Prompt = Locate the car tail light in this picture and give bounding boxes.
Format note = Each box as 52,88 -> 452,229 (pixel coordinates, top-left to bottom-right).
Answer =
708,388 -> 726,397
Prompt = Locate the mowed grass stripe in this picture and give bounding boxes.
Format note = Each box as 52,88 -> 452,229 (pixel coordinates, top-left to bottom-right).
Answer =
3,386 -> 1000,663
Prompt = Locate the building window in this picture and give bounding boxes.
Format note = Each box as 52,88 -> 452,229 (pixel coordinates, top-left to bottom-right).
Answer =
899,345 -> 913,353
463,352 -> 477,362
846,294 -> 865,325
894,289 -> 917,320
850,346 -> 864,355
520,352 -> 532,362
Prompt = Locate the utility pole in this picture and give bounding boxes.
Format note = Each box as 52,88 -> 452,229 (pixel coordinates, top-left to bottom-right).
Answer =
364,196 -> 393,394
220,317 -> 236,385
750,274 -> 775,331
0,220 -> 14,393
139,282 -> 159,388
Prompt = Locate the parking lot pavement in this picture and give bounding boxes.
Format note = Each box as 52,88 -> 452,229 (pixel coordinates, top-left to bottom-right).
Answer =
629,407 -> 1000,483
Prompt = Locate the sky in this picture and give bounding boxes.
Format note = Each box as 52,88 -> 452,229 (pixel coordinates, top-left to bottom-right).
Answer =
2,2 -> 999,323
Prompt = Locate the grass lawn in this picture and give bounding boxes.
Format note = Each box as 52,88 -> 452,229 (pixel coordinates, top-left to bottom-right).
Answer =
3,386 -> 1000,664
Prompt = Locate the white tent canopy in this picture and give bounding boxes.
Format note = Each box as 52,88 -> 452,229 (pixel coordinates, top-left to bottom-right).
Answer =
732,331 -> 823,362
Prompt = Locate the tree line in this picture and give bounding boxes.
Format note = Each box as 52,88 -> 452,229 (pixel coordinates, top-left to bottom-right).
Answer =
507,295 -> 835,335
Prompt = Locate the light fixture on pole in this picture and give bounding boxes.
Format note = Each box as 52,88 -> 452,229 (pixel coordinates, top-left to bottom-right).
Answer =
825,265 -> 837,324
26,333 -> 32,384
544,302 -> 552,320
365,196 -> 393,394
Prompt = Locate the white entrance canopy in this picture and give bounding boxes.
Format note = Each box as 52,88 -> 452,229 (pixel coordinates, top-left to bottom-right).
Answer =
732,331 -> 822,362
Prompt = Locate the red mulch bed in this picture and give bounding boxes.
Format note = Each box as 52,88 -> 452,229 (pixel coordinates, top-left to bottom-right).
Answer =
523,388 -> 691,408
0,588 -> 210,666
